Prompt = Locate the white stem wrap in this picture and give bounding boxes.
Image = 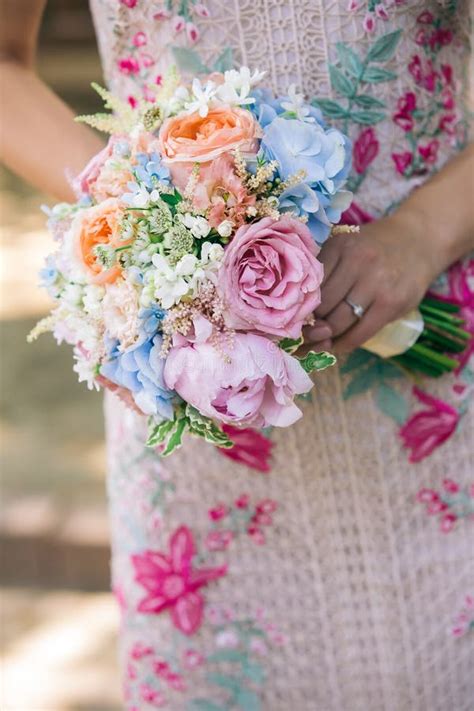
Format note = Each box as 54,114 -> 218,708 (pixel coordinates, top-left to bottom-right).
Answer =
363,309 -> 424,358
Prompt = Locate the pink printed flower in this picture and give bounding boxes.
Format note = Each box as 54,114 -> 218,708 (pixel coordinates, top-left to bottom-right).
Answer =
193,3 -> 210,17
235,494 -> 250,508
347,0 -> 359,10
186,22 -> 199,43
440,513 -> 457,533
256,499 -> 278,514
375,3 -> 389,20
341,201 -> 374,225
247,524 -> 266,545
208,504 -> 228,521
132,31 -> 147,47
408,55 -> 423,84
451,595 -> 474,638
415,29 -> 429,46
439,114 -> 457,135
183,649 -> 204,669
219,424 -> 274,473
140,684 -> 166,706
416,10 -> 434,24
418,139 -> 439,164
392,151 -> 413,175
140,53 -> 155,69
118,56 -> 140,75
441,64 -> 453,86
397,91 -> 417,114
132,526 -> 227,635
363,14 -> 375,32
442,478 -> 460,494
120,0 -> 138,7
206,530 -> 234,551
130,642 -> 154,660
153,9 -> 171,20
399,387 -> 459,462
393,112 -> 414,132
128,95 -> 138,109
429,28 -> 452,50
353,127 -> 379,174
442,259 -> 474,369
218,216 -> 324,339
172,15 -> 186,33
441,88 -> 455,110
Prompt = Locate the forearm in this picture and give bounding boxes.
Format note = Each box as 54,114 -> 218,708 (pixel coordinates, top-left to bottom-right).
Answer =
392,143 -> 474,279
0,59 -> 104,202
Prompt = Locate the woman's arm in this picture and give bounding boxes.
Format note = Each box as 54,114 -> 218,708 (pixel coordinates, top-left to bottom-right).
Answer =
0,0 -> 104,202
306,143 -> 474,352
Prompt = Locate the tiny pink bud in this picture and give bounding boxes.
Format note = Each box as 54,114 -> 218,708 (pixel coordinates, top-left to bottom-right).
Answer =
417,488 -> 439,503
363,14 -> 375,32
440,513 -> 457,533
193,2 -> 211,17
442,478 -> 459,494
172,15 -> 186,33
427,500 -> 448,515
186,22 -> 199,44
235,493 -> 250,509
132,31 -> 147,47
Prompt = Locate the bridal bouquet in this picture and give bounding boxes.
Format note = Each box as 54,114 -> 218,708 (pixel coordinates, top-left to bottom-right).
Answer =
30,68 -> 350,455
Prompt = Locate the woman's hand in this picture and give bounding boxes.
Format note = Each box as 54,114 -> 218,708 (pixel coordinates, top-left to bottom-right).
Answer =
305,213 -> 439,353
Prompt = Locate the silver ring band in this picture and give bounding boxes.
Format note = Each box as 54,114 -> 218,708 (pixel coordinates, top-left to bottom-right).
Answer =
344,297 -> 365,319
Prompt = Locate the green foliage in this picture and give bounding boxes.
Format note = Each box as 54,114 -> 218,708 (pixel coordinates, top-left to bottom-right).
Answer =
146,405 -> 234,456
376,383 -> 409,425
366,30 -> 402,63
279,335 -> 304,354
171,46 -> 210,74
213,47 -> 234,72
75,82 -> 137,134
298,351 -> 337,374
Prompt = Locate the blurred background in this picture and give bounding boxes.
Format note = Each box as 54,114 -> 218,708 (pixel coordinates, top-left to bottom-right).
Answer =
1,2 -> 122,708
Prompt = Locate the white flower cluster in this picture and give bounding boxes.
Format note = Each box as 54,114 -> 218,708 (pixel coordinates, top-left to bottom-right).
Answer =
183,67 -> 266,118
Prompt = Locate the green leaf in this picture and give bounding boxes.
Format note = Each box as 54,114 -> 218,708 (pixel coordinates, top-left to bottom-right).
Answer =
213,47 -> 233,72
351,109 -> 386,125
146,417 -> 177,447
353,94 -> 386,109
340,349 -> 376,374
362,66 -> 397,84
160,190 -> 182,206
328,64 -> 355,98
336,43 -> 364,78
376,383 -> 409,424
161,417 -> 187,456
343,364 -> 380,399
171,46 -> 210,74
207,650 -> 247,664
186,406 -> 234,448
366,29 -> 402,63
242,661 -> 265,684
235,689 -> 261,711
312,99 -> 348,119
376,361 -> 404,381
299,350 -> 337,374
279,336 -> 304,354
186,700 -> 227,711
206,672 -> 241,694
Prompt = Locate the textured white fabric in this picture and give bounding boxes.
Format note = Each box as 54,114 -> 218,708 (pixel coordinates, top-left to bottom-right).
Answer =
90,2 -> 474,709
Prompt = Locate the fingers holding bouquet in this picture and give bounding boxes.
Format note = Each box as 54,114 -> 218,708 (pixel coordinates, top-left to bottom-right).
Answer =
305,216 -> 436,354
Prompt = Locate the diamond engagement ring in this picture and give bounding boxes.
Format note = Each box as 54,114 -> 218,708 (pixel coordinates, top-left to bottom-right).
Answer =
344,297 -> 365,319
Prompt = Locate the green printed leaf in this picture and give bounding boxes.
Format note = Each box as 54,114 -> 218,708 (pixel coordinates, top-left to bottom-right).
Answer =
328,64 -> 355,98
279,336 -> 304,354
242,661 -> 265,684
161,416 -> 187,456
351,109 -> 386,125
206,672 -> 241,694
353,94 -> 386,109
376,383 -> 409,424
362,66 -> 397,84
376,361 -> 404,380
186,700 -> 228,711
235,689 -> 261,711
312,99 -> 348,119
207,650 -> 247,664
213,47 -> 233,73
146,417 -> 177,447
343,364 -> 380,399
366,29 -> 402,63
299,350 -> 337,373
171,46 -> 210,74
336,43 -> 364,78
340,349 -> 376,374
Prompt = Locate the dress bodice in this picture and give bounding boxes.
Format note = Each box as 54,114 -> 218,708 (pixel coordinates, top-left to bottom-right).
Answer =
89,0 -> 471,219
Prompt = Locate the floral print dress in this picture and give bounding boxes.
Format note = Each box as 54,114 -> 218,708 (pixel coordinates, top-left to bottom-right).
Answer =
90,1 -> 473,709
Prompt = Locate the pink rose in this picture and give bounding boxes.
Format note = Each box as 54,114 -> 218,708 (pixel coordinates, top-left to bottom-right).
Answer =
73,136 -> 117,197
164,329 -> 313,428
218,217 -> 324,339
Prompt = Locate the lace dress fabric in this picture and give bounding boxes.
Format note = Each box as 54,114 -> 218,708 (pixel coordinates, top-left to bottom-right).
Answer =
90,2 -> 473,709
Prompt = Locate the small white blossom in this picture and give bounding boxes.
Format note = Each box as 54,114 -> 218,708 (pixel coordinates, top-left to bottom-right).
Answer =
280,84 -> 316,123
216,67 -> 266,106
73,349 -> 100,391
217,220 -> 233,238
123,184 -> 161,208
166,85 -> 190,116
83,284 -> 105,319
179,213 -> 211,239
62,283 -> 83,307
184,78 -> 218,118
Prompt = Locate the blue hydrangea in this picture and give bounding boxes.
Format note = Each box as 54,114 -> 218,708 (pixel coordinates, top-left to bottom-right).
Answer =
135,152 -> 170,190
100,334 -> 174,420
250,88 -> 324,128
260,117 -> 352,244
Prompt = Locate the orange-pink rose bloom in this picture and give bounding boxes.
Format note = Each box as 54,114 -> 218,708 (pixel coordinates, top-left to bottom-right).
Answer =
158,107 -> 260,163
75,198 -> 129,284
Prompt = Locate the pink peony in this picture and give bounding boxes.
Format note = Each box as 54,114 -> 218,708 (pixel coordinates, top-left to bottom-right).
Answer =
73,136 -> 117,197
399,387 -> 459,462
164,329 -> 313,428
218,216 -> 324,339
170,154 -> 255,229
132,526 -> 226,635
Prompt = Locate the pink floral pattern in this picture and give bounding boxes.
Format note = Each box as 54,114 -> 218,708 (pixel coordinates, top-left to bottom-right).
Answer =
416,478 -> 474,533
399,387 -> 460,463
